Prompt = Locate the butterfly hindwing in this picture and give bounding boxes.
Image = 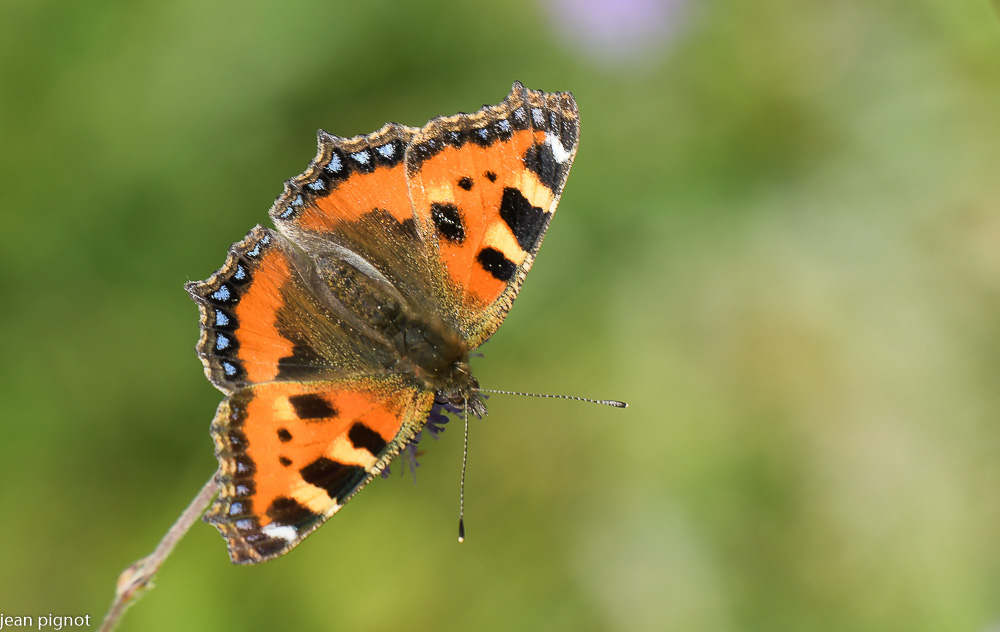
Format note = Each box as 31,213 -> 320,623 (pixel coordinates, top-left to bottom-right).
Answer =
405,82 -> 580,348
185,226 -> 401,391
270,123 -> 419,236
204,378 -> 434,564
186,226 -> 293,391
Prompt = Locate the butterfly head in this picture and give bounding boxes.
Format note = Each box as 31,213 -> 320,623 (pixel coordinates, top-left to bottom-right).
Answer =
434,360 -> 487,419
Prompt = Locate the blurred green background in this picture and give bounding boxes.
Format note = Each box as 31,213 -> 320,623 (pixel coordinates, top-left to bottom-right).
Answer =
4,0 -> 1000,630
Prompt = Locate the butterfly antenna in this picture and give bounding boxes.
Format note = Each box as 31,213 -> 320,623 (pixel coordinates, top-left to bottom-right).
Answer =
455,390 -> 625,543
458,398 -> 469,543
478,389 -> 628,408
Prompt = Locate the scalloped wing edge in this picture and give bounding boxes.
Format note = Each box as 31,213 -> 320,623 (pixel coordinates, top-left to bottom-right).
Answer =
185,225 -> 277,394
203,383 -> 435,564
268,122 -> 420,226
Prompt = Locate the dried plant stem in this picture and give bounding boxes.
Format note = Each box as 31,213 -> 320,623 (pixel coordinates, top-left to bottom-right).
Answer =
98,473 -> 218,632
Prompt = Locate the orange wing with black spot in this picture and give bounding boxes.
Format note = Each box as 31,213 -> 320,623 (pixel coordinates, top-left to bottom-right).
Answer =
186,226 -> 398,392
270,123 -> 419,239
405,82 -> 579,348
204,378 -> 433,564
187,227 -> 435,563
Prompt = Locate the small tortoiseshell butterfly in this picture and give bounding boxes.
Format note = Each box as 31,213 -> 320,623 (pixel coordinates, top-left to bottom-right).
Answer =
187,82 -> 580,564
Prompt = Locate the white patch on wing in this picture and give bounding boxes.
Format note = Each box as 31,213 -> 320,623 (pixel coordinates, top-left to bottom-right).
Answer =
262,523 -> 299,542
545,132 -> 572,165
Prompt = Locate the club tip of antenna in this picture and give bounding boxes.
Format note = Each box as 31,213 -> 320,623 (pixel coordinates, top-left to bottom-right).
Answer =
606,400 -> 628,408
458,518 -> 466,543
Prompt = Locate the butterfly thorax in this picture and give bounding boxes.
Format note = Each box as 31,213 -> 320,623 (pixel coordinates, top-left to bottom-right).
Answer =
370,308 -> 487,418
316,250 -> 485,416
392,315 -> 483,414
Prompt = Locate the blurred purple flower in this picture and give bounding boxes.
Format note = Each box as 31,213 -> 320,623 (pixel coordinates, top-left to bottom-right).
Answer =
545,0 -> 687,63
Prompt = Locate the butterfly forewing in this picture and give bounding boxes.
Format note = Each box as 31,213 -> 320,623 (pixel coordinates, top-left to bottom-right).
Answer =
405,82 -> 580,347
204,378 -> 433,564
